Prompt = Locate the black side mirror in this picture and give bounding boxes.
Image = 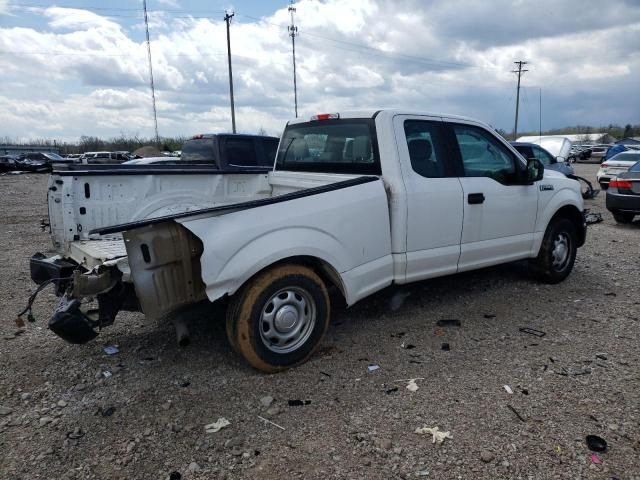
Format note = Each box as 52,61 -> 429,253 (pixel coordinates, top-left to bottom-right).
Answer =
526,158 -> 544,183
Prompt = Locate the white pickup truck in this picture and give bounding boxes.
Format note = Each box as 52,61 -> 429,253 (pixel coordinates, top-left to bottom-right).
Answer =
30,110 -> 586,372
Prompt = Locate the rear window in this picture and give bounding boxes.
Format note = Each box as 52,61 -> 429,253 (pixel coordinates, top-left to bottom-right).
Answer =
182,138 -> 216,163
276,119 -> 380,174
225,138 -> 258,167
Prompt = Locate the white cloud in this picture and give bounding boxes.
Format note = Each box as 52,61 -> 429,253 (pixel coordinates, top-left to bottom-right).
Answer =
0,0 -> 638,141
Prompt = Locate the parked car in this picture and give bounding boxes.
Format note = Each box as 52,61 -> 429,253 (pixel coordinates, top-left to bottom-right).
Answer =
589,144 -> 611,162
0,155 -> 17,172
597,151 -> 640,189
79,151 -> 132,164
30,110 -> 586,371
606,160 -> 640,223
510,141 -> 574,176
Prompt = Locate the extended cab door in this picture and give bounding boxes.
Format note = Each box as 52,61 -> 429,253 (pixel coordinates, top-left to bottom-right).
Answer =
445,121 -> 538,271
393,115 -> 464,282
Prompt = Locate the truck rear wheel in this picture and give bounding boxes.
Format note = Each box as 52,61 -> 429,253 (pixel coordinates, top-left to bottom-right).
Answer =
529,218 -> 577,284
226,264 -> 330,373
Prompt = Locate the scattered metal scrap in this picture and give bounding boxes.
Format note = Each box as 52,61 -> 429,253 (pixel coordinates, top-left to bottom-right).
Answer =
519,327 -> 546,337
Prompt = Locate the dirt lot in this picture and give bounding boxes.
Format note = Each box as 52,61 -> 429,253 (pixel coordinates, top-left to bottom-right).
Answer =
1,164 -> 639,480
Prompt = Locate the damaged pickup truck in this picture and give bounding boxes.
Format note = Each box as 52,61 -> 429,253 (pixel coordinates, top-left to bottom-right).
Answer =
28,110 -> 587,372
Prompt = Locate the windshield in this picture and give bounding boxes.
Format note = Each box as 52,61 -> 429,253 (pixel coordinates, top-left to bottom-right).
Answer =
43,153 -> 64,160
181,138 -> 217,163
276,119 -> 380,174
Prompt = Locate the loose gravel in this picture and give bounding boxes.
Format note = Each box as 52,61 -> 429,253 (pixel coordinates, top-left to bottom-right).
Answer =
1,163 -> 638,479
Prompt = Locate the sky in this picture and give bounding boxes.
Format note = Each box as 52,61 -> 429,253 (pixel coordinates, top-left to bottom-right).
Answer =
0,0 -> 639,141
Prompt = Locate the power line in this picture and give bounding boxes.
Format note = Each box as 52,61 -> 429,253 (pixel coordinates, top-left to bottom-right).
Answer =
512,60 -> 528,138
288,1 -> 298,118
224,11 -> 236,133
143,0 -> 159,145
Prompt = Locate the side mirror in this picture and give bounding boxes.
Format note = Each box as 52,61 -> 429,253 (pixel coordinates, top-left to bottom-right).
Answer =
555,155 -> 565,164
526,158 -> 544,183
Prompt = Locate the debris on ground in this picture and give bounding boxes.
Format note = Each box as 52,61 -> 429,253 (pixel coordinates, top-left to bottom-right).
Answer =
415,426 -> 452,445
441,343 -> 450,351
103,345 -> 119,355
585,211 -> 603,225
586,435 -> 608,452
168,471 -> 182,480
506,404 -> 526,422
258,415 -> 285,430
519,327 -> 546,337
590,453 -> 602,464
503,385 -> 513,394
385,387 -> 398,394
368,364 -> 380,372
100,406 -> 116,417
400,342 -> 416,349
204,417 -> 230,434
259,396 -> 274,408
436,319 -> 461,327
287,399 -> 311,406
406,379 -> 419,392
483,314 -> 496,319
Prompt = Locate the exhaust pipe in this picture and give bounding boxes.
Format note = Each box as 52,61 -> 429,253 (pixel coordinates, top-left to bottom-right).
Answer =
172,317 -> 190,347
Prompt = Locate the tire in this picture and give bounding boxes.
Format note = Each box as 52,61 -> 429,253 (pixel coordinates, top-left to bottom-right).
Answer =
612,211 -> 634,224
529,218 -> 578,284
226,264 -> 330,373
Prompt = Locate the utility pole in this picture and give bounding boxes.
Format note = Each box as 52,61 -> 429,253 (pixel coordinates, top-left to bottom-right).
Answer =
224,11 -> 236,133
512,60 -> 528,139
539,87 -> 542,140
288,1 -> 299,118
142,0 -> 160,145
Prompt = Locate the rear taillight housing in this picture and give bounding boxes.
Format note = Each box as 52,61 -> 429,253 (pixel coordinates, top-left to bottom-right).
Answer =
609,179 -> 633,189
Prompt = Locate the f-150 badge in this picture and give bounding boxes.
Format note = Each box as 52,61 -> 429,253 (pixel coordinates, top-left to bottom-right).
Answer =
539,184 -> 554,191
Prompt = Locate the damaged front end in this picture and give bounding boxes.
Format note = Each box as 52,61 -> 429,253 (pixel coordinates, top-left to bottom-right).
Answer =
27,255 -> 138,344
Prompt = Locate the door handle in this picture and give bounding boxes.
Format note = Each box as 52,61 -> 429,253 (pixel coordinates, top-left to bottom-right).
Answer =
468,193 -> 485,204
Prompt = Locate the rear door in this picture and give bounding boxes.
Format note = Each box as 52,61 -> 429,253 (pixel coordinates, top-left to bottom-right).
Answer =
446,121 -> 538,271
393,115 -> 464,282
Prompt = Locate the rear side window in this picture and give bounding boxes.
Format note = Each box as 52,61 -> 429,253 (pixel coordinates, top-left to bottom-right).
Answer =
452,124 -> 518,184
276,119 -> 380,174
403,120 -> 448,178
182,139 -> 216,163
225,138 -> 258,167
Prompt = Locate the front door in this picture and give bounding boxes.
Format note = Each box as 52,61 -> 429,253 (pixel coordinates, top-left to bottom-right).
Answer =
393,115 -> 464,282
447,122 -> 538,271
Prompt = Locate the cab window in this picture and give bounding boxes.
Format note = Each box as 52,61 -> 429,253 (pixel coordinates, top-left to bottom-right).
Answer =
452,124 -> 518,184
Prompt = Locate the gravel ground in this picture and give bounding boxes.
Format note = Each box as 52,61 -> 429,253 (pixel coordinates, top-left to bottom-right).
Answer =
1,163 -> 639,480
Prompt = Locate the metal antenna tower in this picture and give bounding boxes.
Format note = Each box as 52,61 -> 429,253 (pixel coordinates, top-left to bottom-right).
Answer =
512,60 -> 528,139
143,0 -> 159,145
288,1 -> 299,118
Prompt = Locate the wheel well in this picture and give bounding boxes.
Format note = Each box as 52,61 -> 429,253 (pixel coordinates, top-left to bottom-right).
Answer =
550,205 -> 586,247
245,256 -> 347,303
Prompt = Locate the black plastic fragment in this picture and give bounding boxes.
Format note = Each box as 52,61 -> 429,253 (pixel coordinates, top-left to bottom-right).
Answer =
586,435 -> 608,452
437,319 -> 461,327
519,327 -> 546,337
288,400 -> 311,407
